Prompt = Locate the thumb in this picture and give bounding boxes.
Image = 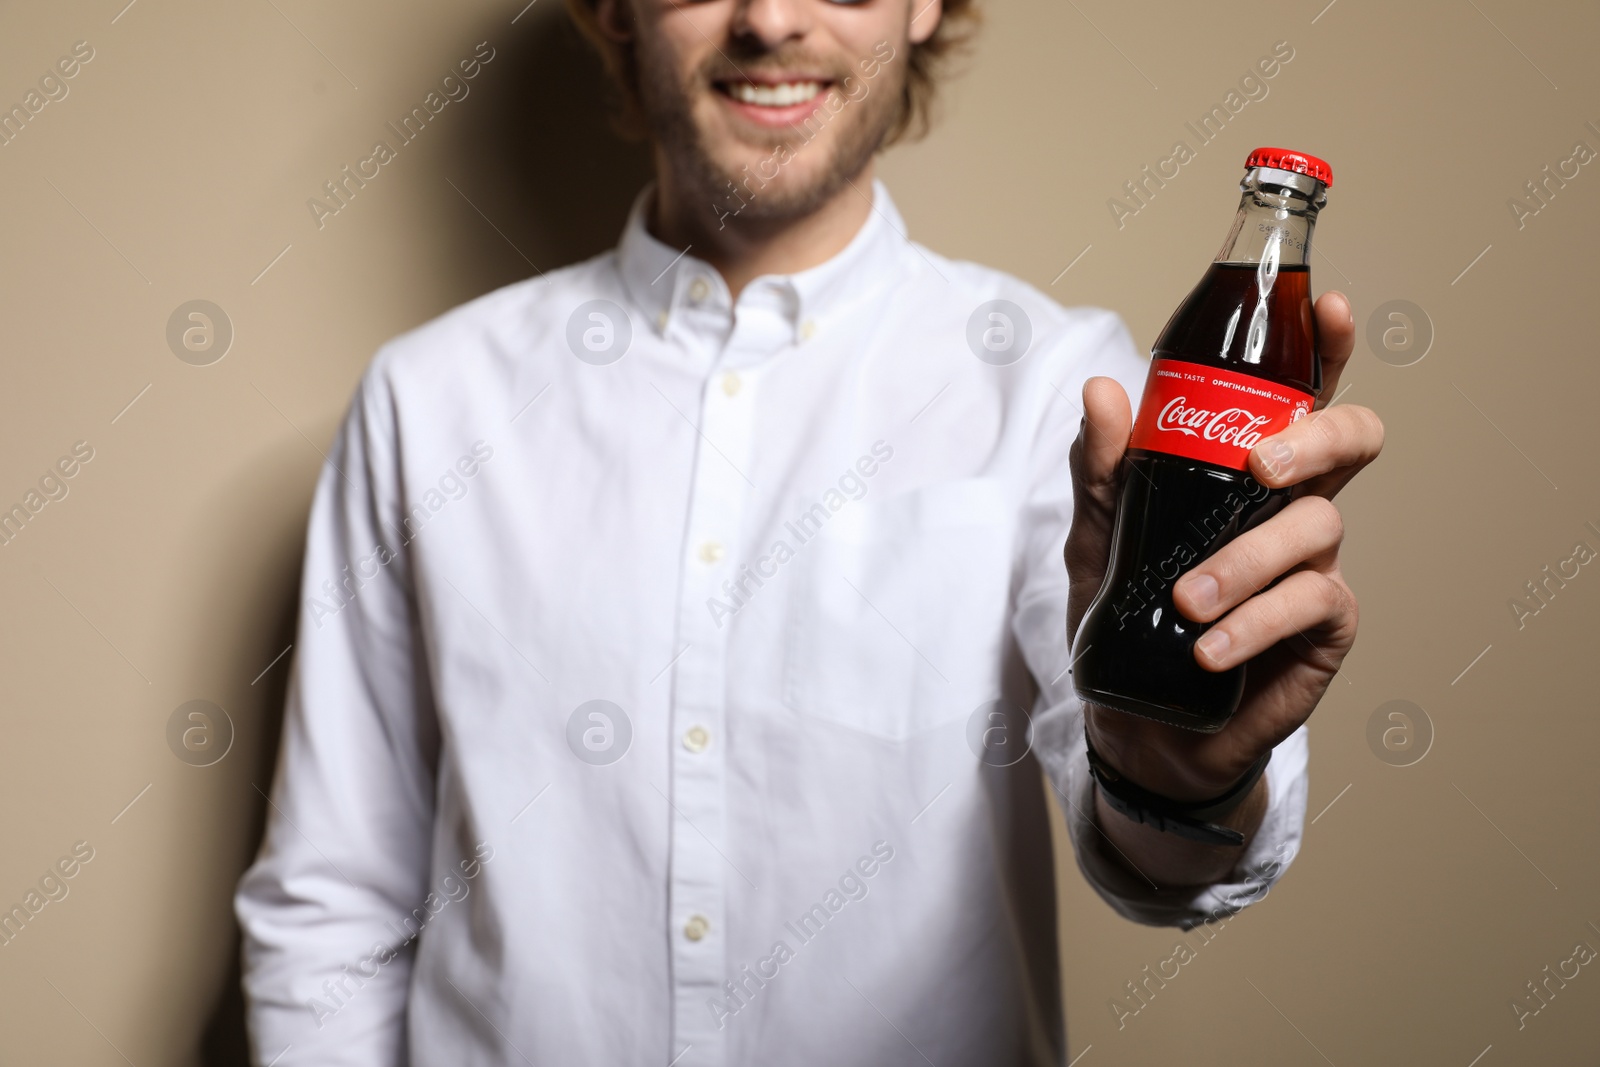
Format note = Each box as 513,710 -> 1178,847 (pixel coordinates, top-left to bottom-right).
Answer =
1065,376 -> 1133,638
1072,376 -> 1133,512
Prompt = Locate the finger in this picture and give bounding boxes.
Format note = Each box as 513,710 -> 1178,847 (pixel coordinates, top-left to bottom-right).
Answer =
1193,568 -> 1356,672
1069,376 -> 1133,512
1173,495 -> 1344,623
1248,403 -> 1384,493
1313,290 -> 1355,403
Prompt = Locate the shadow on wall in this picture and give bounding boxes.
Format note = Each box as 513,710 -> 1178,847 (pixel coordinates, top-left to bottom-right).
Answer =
199,9 -> 649,1064
445,4 -> 654,296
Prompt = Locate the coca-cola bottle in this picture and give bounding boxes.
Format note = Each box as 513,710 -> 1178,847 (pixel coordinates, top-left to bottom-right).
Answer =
1071,147 -> 1332,732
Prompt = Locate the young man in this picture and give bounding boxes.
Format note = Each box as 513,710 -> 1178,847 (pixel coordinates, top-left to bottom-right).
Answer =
236,0 -> 1382,1063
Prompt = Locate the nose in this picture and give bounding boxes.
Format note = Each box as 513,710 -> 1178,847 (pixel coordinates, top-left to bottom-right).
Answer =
730,0 -> 812,50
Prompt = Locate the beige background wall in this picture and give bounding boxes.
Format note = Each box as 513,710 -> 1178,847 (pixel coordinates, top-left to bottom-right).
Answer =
1,0 -> 1595,1063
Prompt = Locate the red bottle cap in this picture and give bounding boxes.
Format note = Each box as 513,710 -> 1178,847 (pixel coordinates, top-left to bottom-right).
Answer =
1245,147 -> 1333,188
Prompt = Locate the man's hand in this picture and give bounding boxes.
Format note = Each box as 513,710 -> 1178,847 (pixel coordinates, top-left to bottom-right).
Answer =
1065,291 -> 1383,881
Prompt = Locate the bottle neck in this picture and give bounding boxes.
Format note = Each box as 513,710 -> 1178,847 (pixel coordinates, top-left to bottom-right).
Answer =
1214,166 -> 1327,269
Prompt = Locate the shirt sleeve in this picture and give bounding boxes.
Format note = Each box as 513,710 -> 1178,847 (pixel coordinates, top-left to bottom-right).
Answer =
1012,309 -> 1309,929
234,356 -> 439,1065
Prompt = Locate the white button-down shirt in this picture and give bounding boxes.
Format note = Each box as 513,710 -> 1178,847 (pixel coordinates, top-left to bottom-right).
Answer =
236,180 -> 1309,1067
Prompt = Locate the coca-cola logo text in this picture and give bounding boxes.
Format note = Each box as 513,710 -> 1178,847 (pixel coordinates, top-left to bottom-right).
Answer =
1129,358 -> 1314,471
1155,397 -> 1272,451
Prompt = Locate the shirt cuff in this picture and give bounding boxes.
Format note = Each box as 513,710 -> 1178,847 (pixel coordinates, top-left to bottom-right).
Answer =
1036,694 -> 1309,929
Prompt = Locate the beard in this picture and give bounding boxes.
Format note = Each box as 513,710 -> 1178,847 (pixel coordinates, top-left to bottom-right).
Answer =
633,37 -> 904,224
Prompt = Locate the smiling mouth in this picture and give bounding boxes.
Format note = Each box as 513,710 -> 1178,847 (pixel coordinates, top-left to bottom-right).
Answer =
714,79 -> 829,108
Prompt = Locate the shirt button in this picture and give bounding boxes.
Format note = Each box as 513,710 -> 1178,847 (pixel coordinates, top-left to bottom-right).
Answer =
684,914 -> 710,941
698,541 -> 724,563
683,725 -> 710,753
722,372 -> 742,397
799,318 -> 817,342
688,277 -> 711,304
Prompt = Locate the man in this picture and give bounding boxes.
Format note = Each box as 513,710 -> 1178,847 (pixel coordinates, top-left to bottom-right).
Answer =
235,0 -> 1382,1063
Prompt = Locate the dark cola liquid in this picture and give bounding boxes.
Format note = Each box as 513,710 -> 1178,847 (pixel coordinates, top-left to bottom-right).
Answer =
1073,263 -> 1319,732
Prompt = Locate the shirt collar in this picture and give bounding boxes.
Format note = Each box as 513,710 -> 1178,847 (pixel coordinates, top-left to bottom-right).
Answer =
616,177 -> 910,346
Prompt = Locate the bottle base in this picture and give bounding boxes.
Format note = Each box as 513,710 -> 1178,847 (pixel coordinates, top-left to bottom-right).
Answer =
1073,684 -> 1231,734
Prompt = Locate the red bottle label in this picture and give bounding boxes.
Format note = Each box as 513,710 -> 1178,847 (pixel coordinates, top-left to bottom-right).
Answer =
1128,359 -> 1314,470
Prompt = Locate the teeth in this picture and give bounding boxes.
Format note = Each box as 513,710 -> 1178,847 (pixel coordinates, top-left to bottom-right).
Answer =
726,81 -> 822,107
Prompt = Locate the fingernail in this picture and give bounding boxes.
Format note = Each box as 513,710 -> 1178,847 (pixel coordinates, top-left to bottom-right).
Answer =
1184,574 -> 1219,614
1260,439 -> 1294,478
1197,628 -> 1230,663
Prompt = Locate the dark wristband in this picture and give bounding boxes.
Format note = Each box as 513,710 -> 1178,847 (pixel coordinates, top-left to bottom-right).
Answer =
1084,729 -> 1271,847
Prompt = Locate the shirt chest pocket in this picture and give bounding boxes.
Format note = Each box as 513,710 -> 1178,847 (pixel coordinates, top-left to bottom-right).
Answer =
783,477 -> 1015,743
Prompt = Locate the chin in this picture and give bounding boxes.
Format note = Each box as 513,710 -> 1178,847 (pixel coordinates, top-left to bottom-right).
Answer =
716,153 -> 843,219
663,87 -> 884,221
698,115 -> 854,191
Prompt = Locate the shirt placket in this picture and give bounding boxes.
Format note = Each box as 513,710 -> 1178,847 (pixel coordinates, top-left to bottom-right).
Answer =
667,315 -> 760,1067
